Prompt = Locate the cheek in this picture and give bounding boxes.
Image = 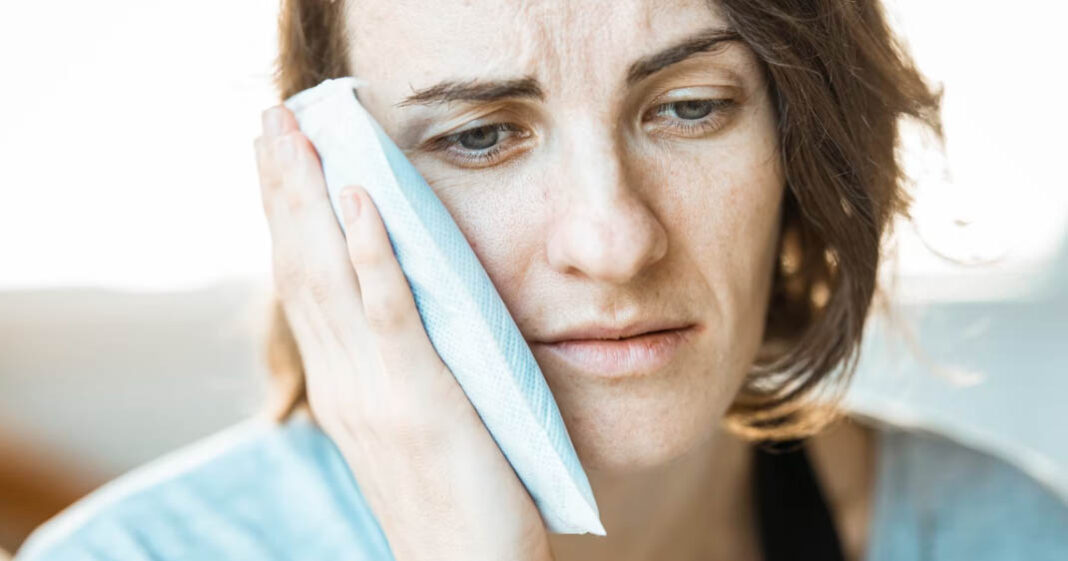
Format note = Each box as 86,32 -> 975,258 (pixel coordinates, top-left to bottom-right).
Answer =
644,101 -> 784,359
695,139 -> 782,294
408,162 -> 546,314
657,131 -> 782,275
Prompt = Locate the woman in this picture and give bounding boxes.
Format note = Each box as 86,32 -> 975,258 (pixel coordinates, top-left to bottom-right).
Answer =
15,0 -> 1068,559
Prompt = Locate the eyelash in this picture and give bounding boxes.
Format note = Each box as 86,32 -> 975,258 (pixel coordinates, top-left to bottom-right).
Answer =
428,123 -> 527,167
648,98 -> 736,136
428,98 -> 735,167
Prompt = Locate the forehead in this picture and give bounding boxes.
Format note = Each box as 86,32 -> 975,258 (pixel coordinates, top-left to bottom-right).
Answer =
343,0 -> 726,99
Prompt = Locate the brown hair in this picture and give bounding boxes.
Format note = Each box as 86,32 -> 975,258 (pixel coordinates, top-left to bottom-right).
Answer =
262,0 -> 942,440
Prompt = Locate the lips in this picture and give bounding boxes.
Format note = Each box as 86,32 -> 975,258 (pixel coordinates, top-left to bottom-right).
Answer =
537,320 -> 696,344
532,324 -> 698,378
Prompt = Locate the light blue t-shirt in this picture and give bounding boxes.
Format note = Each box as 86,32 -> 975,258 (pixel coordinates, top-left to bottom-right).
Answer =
15,413 -> 1068,560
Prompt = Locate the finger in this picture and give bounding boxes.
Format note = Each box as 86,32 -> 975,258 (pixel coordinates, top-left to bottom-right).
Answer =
255,135 -> 297,289
282,299 -> 341,425
254,108 -> 376,424
276,296 -> 362,445
257,123 -> 376,382
260,104 -> 299,139
255,105 -> 321,230
255,134 -> 313,296
268,130 -> 360,296
338,185 -> 441,374
254,104 -> 300,215
255,105 -> 357,311
253,135 -> 280,217
263,190 -> 371,420
259,106 -> 361,308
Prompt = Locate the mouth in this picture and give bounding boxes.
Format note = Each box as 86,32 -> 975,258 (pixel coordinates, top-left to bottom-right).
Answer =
532,324 -> 698,379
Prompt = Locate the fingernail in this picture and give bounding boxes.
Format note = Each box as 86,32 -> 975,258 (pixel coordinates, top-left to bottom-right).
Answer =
341,187 -> 362,222
263,106 -> 283,137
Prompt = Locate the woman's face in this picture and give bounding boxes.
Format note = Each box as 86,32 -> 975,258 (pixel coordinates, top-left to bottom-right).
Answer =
344,0 -> 784,471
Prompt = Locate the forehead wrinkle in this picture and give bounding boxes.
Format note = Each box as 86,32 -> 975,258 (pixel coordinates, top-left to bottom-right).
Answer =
504,2 -> 631,103
517,0 -> 714,104
497,1 -> 563,93
348,0 -> 728,120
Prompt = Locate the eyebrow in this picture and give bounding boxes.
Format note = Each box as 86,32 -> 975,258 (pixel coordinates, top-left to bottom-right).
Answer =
393,26 -> 742,108
625,27 -> 741,85
395,76 -> 543,108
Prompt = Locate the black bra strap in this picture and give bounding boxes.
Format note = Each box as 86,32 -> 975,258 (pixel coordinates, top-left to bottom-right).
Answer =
752,439 -> 847,561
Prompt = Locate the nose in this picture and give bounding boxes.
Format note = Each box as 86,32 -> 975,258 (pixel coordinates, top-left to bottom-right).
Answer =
545,118 -> 668,284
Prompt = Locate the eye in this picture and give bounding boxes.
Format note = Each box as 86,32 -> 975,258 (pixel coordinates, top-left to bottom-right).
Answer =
644,98 -> 736,137
427,122 -> 530,168
673,100 -> 717,120
455,125 -> 502,150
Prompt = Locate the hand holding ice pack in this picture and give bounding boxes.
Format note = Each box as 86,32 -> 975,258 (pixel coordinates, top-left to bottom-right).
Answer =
282,77 -> 604,535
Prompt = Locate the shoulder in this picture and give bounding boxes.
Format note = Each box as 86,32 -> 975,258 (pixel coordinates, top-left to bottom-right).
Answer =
866,422 -> 1068,560
15,415 -> 394,561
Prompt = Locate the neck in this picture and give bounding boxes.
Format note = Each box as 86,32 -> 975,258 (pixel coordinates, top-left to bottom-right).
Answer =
549,427 -> 759,561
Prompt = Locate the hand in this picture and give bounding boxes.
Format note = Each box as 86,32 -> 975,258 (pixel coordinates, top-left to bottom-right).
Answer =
253,104 -> 554,561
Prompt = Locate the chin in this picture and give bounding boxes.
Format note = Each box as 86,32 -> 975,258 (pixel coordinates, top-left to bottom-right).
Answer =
553,373 -> 732,473
574,426 -> 709,473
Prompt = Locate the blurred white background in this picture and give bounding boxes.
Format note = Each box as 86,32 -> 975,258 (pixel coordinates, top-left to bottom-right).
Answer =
1,0 -> 1067,549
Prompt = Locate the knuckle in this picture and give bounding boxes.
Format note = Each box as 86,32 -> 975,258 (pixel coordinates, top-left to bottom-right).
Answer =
257,166 -> 283,197
305,268 -> 336,306
273,255 -> 304,296
274,131 -> 309,163
271,131 -> 295,153
284,186 -> 308,214
363,296 -> 410,333
347,235 -> 382,267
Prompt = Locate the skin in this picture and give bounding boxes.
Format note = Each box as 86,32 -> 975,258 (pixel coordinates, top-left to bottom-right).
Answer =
346,0 -> 781,472
255,0 -> 876,559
